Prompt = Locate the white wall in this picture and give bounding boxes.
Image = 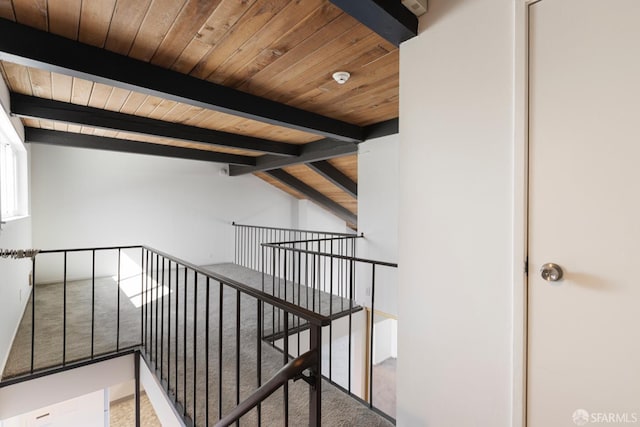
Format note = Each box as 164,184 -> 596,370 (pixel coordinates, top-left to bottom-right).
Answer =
140,357 -> 185,427
109,380 -> 135,402
0,76 -> 31,377
373,318 -> 397,364
0,218 -> 32,376
358,134 -> 399,367
357,134 -> 399,314
295,199 -> 348,233
0,354 -> 134,420
1,390 -> 105,427
358,134 -> 399,266
0,69 -> 24,144
30,144 -> 300,281
397,0 -> 514,426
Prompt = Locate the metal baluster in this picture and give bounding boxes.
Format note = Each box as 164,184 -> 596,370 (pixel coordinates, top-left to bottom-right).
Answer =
167,260 -> 172,393
30,255 -> 35,373
239,226 -> 243,267
175,264 -> 179,398
152,254 -> 157,363
277,247 -> 282,337
206,277 -> 210,427
193,271 -> 198,423
91,249 -> 96,358
256,299 -> 262,426
117,249 -> 121,352
319,241 -> 323,314
348,259 -> 354,395
272,247 -> 276,345
309,324 -> 322,427
183,267 -> 187,415
305,241 -> 309,310
312,252 -> 316,313
155,253 -> 159,369
135,354 -> 141,427
235,289 -> 240,427
145,250 -> 149,352
369,264 -> 376,409
329,240 -> 334,381
283,309 -> 289,427
340,239 -> 344,310
63,251 -> 67,365
218,283 -> 224,420
297,247 -> 302,357
161,257 -> 165,377
260,228 -> 264,271
140,248 -> 145,349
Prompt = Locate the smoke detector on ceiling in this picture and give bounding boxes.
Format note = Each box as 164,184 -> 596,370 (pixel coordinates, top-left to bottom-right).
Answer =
402,0 -> 428,17
332,71 -> 351,85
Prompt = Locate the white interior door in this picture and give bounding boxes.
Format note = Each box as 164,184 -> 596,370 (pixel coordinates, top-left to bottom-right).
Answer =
528,0 -> 640,426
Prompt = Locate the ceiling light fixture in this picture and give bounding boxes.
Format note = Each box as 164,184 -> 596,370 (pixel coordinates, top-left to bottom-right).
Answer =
332,71 -> 351,85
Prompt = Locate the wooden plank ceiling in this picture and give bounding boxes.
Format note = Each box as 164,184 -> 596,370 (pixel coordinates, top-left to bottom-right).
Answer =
0,0 -> 402,227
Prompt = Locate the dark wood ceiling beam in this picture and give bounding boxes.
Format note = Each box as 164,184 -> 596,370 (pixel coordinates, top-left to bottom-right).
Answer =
266,169 -> 357,226
228,118 -> 399,176
229,139 -> 358,176
0,18 -> 364,142
364,118 -> 399,140
11,94 -> 299,157
308,160 -> 357,198
329,0 -> 418,47
25,128 -> 256,166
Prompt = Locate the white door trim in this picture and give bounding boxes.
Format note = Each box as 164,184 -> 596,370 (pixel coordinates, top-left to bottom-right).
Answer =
513,1 -> 540,426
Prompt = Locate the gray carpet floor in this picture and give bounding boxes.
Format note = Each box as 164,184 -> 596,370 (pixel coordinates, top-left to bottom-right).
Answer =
3,276 -> 140,377
372,358 -> 396,419
205,263 -> 358,325
3,265 -> 393,427
110,393 -> 160,426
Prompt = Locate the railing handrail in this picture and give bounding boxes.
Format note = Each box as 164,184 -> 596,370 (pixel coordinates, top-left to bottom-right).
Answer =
214,349 -> 318,427
262,243 -> 398,268
143,246 -> 331,327
266,234 -> 363,247
232,222 -> 356,237
38,245 -> 142,254
32,244 -> 331,327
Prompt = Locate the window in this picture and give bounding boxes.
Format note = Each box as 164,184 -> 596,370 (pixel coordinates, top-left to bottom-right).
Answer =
0,121 -> 27,222
1,140 -> 19,219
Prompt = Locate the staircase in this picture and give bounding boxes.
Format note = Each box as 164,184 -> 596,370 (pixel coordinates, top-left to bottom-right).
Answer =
0,225 -> 398,426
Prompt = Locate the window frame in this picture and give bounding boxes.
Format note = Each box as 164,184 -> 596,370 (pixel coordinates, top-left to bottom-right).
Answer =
0,118 -> 28,223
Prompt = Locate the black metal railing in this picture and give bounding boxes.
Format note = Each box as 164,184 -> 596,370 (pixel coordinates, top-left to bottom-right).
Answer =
2,243 -> 331,427
214,348 -> 318,427
233,222 -> 357,275
141,246 -> 330,427
0,245 -> 143,383
233,224 -> 399,422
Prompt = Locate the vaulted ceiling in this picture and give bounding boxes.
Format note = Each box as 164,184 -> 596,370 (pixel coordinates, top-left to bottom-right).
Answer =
0,0 -> 418,228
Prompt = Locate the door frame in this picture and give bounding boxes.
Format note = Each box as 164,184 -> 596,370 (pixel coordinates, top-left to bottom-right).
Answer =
513,1 -> 540,426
